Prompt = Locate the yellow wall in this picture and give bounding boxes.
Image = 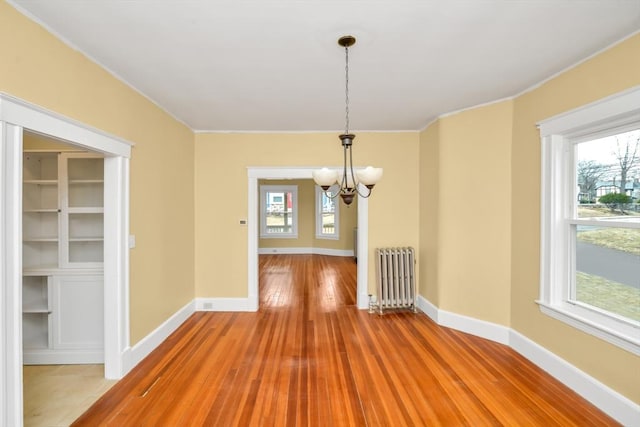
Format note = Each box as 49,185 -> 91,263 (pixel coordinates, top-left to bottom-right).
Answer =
420,101 -> 513,326
510,34 -> 640,402
1,1 -> 196,345
194,132 -> 419,297
258,179 -> 357,251
419,121 -> 440,306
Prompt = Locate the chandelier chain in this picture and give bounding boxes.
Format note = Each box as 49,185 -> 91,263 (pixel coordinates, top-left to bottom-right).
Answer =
344,45 -> 350,134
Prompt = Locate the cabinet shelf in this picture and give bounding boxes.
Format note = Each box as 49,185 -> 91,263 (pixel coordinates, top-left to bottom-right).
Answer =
23,307 -> 51,314
23,237 -> 59,242
69,237 -> 103,242
69,179 -> 104,184
68,207 -> 104,214
23,209 -> 59,213
24,180 -> 58,185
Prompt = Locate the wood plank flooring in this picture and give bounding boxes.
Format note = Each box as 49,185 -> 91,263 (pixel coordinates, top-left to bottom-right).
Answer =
73,254 -> 618,426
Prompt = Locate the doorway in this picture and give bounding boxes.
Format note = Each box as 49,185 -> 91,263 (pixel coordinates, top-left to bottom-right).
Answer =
257,178 -> 359,305
21,132 -> 113,425
247,167 -> 369,311
0,94 -> 131,426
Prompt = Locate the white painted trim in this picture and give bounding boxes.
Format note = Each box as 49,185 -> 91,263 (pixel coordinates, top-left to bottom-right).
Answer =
418,296 -> 511,345
0,94 -> 133,425
416,295 -> 439,322
247,176 -> 259,312
0,93 -> 133,157
258,247 -> 354,257
538,302 -> 640,356
23,350 -> 103,365
356,198 -> 368,310
510,331 -> 640,427
122,300 -> 195,373
537,86 -> 640,137
537,90 -> 640,355
0,122 -> 24,427
247,167 -> 369,312
103,156 -> 131,378
195,298 -> 253,312
437,310 -> 511,346
416,295 -> 640,425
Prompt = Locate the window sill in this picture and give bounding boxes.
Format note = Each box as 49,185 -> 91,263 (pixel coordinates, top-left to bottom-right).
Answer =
536,301 -> 640,356
315,234 -> 339,240
259,234 -> 298,239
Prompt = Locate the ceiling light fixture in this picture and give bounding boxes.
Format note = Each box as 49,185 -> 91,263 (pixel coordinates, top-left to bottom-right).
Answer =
312,35 -> 383,205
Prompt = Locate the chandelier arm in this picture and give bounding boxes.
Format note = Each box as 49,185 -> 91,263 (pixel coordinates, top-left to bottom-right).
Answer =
354,184 -> 373,198
348,145 -> 373,198
348,144 -> 358,190
322,187 -> 343,200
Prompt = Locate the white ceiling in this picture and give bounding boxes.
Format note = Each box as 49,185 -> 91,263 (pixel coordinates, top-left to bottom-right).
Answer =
9,0 -> 640,132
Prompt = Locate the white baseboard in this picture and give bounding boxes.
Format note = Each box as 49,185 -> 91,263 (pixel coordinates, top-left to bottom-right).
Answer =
258,247 -> 354,257
417,295 -> 440,322
195,297 -> 253,311
416,295 -> 640,426
417,295 -> 510,345
122,300 -> 195,374
510,331 -> 640,427
23,349 -> 103,365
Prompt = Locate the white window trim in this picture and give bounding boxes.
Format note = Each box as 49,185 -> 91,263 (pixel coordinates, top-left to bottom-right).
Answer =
537,86 -> 640,356
260,185 -> 298,239
315,185 -> 340,240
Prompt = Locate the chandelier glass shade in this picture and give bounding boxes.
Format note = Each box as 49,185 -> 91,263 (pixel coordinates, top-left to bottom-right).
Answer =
312,35 -> 382,205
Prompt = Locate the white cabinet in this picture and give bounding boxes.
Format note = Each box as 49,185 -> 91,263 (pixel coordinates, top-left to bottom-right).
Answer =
51,275 -> 104,352
22,151 -> 104,365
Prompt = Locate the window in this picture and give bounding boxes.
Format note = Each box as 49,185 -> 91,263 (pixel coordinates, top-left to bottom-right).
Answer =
260,185 -> 298,238
315,185 -> 340,239
538,87 -> 640,355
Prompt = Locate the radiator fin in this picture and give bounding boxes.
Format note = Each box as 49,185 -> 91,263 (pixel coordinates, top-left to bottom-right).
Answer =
374,247 -> 417,314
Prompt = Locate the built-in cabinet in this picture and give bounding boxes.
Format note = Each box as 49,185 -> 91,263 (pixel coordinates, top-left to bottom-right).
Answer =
22,151 -> 104,364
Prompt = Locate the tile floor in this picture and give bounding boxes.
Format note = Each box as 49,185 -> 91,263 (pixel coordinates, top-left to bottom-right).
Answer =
23,364 -> 116,427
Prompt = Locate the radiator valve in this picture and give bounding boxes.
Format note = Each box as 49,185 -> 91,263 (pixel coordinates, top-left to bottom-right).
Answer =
368,294 -> 377,314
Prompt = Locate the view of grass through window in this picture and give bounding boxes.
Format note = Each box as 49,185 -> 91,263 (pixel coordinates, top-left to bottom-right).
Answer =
575,129 -> 639,322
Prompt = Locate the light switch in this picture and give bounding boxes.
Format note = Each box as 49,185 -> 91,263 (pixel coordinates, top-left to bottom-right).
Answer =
129,235 -> 136,248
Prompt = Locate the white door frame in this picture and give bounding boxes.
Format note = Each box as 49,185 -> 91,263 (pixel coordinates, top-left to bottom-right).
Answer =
0,94 -> 131,427
247,167 -> 369,310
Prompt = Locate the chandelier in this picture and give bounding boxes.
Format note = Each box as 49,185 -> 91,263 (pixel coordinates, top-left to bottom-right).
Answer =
312,35 -> 383,205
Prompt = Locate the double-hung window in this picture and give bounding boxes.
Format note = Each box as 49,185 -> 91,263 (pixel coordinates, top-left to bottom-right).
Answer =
315,185 -> 339,239
538,87 -> 640,355
260,185 -> 298,238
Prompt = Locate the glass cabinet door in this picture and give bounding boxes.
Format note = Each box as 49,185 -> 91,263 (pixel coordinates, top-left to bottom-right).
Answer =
60,154 -> 104,267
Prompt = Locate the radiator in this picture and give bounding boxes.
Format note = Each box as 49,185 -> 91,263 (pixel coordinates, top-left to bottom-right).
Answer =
374,247 -> 417,314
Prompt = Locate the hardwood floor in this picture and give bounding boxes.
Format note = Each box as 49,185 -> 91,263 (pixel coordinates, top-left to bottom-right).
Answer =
73,254 -> 618,426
